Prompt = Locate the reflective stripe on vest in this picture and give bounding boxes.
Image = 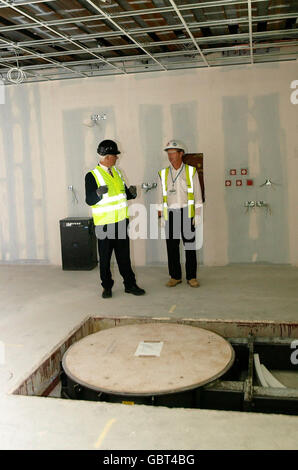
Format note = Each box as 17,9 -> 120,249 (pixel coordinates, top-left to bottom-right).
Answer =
159,167 -> 169,221
185,164 -> 195,218
91,166 -> 128,226
158,164 -> 196,220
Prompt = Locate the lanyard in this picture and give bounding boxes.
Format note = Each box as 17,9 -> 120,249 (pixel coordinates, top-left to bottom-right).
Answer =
170,163 -> 184,186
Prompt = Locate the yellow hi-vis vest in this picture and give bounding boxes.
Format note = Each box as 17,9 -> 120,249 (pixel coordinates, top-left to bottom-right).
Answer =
158,164 -> 196,221
90,165 -> 128,226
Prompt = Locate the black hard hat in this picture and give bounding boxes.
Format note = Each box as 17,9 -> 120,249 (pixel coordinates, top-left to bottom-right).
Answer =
97,139 -> 121,156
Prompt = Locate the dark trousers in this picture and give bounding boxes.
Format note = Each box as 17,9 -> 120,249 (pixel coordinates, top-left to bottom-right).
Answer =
96,219 -> 136,290
165,208 -> 197,281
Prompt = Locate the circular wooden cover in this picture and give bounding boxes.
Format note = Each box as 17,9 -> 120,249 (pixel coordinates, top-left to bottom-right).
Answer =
62,323 -> 234,396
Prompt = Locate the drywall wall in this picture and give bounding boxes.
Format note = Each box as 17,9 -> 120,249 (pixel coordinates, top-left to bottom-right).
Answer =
0,61 -> 297,266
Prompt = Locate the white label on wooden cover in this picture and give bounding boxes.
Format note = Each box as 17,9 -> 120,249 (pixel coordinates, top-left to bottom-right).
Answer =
134,341 -> 164,357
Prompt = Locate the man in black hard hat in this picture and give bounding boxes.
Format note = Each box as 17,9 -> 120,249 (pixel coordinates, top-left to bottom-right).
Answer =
85,139 -> 145,298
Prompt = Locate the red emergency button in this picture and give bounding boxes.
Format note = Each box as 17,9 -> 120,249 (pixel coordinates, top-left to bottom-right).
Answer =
246,179 -> 253,186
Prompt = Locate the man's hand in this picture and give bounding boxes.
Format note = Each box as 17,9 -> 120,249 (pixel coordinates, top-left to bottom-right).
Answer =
192,207 -> 202,227
96,185 -> 108,197
128,185 -> 137,198
158,210 -> 165,228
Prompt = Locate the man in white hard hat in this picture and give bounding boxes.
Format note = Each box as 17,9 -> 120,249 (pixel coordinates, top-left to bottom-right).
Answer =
157,139 -> 203,288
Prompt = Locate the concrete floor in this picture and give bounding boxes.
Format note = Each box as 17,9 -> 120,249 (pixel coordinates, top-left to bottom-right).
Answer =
0,264 -> 298,449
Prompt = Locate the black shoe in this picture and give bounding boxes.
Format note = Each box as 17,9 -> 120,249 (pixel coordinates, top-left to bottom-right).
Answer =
102,288 -> 112,299
125,284 -> 145,296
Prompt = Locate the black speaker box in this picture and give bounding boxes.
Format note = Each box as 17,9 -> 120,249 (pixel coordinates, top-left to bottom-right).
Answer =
59,217 -> 98,270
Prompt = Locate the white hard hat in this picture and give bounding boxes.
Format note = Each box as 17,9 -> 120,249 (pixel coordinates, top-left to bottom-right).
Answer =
164,139 -> 185,152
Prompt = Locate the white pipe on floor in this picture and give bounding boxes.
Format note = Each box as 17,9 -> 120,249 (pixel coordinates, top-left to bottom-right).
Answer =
254,353 -> 268,387
261,365 -> 286,389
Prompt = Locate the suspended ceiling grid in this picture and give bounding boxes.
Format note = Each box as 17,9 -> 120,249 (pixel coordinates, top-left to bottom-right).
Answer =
0,0 -> 297,84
